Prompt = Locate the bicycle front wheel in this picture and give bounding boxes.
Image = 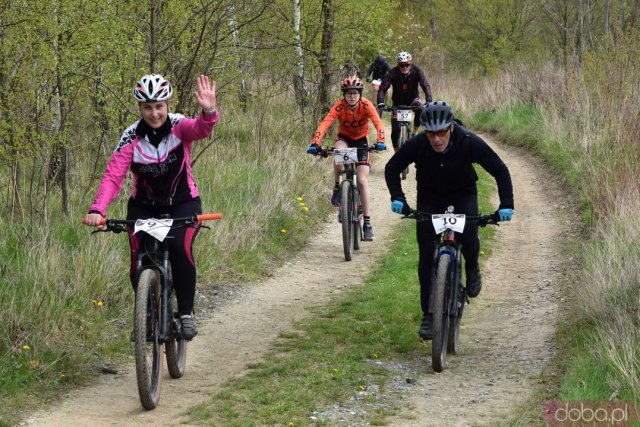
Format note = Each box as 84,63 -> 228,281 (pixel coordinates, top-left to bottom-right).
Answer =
134,268 -> 164,409
432,255 -> 452,373
340,180 -> 354,261
399,126 -> 409,180
353,188 -> 362,251
165,288 -> 187,379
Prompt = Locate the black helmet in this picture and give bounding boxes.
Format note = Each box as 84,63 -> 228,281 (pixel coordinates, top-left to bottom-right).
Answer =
420,101 -> 455,131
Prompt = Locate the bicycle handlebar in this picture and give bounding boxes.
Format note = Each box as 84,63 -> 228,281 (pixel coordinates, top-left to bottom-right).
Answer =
82,213 -> 223,227
381,105 -> 424,112
402,209 -> 500,227
309,145 -> 381,158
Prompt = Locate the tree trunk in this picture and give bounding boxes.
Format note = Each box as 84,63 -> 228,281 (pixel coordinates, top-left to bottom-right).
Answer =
585,0 -> 594,49
292,0 -> 308,114
149,0 -> 159,72
577,0 -> 584,66
58,74 -> 69,215
47,25 -> 69,215
315,0 -> 334,124
228,5 -> 251,112
604,0 -> 611,35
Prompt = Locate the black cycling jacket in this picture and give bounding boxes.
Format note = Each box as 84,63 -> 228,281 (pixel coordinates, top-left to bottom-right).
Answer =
385,124 -> 514,210
366,56 -> 391,81
377,64 -> 432,106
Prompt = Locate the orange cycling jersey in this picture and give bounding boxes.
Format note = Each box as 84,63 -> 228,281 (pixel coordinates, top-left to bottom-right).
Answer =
311,97 -> 385,145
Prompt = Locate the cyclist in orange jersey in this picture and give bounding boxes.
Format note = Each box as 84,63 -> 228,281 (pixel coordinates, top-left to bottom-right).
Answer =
308,76 -> 386,241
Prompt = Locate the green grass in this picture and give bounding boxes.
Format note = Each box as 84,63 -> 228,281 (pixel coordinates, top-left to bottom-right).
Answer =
469,104 -> 542,149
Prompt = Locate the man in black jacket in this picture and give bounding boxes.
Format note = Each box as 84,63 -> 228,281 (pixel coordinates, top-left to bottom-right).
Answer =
377,51 -> 432,151
384,101 -> 514,340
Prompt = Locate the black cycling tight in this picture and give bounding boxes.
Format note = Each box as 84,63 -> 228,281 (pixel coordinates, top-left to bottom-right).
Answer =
416,191 -> 479,316
126,197 -> 202,314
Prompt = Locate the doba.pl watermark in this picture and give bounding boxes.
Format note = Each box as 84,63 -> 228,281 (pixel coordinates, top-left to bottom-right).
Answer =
544,400 -> 640,426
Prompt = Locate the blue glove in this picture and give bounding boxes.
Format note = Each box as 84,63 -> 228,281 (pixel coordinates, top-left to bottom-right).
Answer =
307,143 -> 320,154
497,208 -> 513,221
374,142 -> 386,151
391,200 -> 405,214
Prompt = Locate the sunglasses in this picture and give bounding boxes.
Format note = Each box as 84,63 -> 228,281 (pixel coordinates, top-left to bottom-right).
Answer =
398,63 -> 411,68
426,128 -> 451,138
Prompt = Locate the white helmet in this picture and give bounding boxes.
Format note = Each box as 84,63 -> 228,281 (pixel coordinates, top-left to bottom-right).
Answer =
133,74 -> 173,102
396,51 -> 412,62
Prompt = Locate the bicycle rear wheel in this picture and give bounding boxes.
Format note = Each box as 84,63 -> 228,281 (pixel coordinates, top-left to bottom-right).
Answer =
399,126 -> 409,180
134,268 -> 164,409
340,180 -> 354,261
432,255 -> 452,373
165,288 -> 187,379
447,287 -> 463,355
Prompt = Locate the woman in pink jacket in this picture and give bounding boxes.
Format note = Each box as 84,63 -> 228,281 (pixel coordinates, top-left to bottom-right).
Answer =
83,74 -> 219,339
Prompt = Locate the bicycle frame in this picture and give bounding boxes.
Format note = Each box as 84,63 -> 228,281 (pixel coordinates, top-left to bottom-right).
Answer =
133,230 -> 174,343
429,226 -> 464,319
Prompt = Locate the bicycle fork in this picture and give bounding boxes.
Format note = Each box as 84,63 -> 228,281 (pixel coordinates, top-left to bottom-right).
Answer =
429,246 -> 460,318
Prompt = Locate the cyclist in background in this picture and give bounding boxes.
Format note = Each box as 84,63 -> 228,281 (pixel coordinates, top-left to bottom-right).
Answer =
83,74 -> 219,340
365,55 -> 391,116
377,51 -> 433,151
308,76 -> 386,241
384,101 -> 514,340
340,58 -> 362,79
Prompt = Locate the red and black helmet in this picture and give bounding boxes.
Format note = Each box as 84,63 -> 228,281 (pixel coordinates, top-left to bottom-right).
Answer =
340,76 -> 364,93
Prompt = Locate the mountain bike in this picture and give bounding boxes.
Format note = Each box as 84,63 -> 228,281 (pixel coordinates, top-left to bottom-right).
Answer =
383,105 -> 423,180
85,213 -> 222,409
311,146 -> 379,261
404,206 -> 499,372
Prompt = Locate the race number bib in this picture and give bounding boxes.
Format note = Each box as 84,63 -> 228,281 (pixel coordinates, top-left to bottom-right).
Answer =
134,218 -> 173,241
396,109 -> 414,123
333,147 -> 358,165
431,214 -> 466,234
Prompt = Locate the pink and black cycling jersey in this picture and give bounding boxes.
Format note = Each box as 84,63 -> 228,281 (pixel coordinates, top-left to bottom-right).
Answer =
90,111 -> 219,216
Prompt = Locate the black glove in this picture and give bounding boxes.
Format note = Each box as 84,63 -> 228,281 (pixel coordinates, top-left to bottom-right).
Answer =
377,102 -> 387,111
401,200 -> 412,215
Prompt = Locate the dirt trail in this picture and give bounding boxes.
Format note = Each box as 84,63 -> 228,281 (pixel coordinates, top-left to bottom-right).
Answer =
23,135 -> 575,426
380,137 -> 577,426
